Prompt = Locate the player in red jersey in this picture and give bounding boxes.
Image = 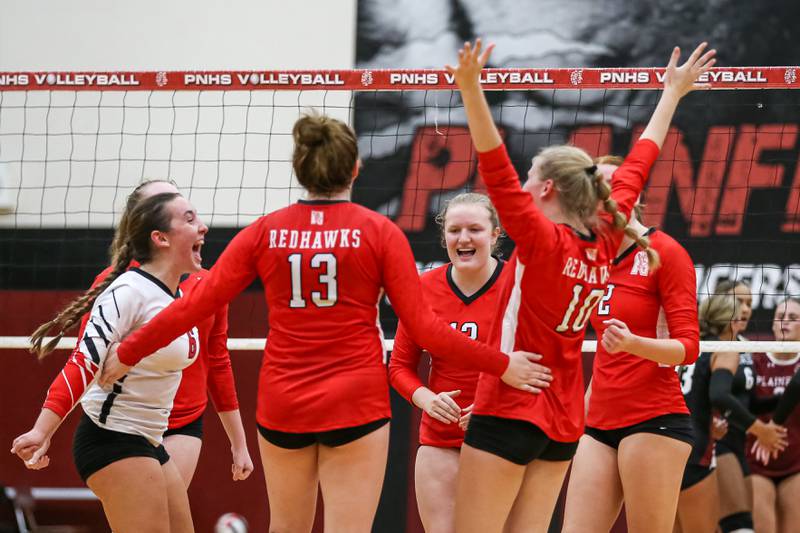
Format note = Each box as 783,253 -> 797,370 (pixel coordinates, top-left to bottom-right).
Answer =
98,114 -> 549,533
11,180 -> 253,489
562,157 -> 699,533
447,39 -> 716,533
389,193 -> 522,533
748,297 -> 800,533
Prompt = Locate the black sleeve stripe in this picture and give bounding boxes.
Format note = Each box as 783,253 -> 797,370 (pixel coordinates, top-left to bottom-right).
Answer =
97,305 -> 114,336
90,319 -> 110,347
110,288 -> 121,318
83,334 -> 101,365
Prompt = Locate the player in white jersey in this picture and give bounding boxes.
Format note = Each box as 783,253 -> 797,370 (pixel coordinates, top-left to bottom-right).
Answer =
12,191 -> 207,533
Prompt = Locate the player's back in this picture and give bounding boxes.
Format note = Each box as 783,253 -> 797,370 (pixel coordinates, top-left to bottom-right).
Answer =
474,224 -> 618,441
252,199 -> 395,431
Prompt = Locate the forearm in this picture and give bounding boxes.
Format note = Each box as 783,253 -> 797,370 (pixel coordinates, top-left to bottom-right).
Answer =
639,89 -> 681,148
626,336 -> 686,366
773,373 -> 800,424
459,84 -> 503,152
709,369 -> 757,431
32,408 -> 64,437
217,409 -> 248,449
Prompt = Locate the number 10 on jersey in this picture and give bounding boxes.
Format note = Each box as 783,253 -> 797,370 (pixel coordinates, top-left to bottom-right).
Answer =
288,253 -> 338,308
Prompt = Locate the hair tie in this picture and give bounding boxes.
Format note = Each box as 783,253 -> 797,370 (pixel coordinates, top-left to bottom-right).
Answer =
585,164 -> 598,175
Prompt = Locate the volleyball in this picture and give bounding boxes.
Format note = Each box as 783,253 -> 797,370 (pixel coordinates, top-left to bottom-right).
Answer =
214,512 -> 249,533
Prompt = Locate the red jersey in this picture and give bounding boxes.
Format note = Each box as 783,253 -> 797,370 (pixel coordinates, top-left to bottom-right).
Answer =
472,139 -> 660,442
587,229 -> 699,429
116,200 -> 510,433
390,260 -> 511,448
747,353 -> 800,478
42,266 -> 239,427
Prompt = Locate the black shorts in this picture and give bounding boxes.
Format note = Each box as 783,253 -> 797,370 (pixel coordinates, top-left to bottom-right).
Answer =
163,413 -> 204,440
681,462 -> 715,491
585,413 -> 695,450
463,414 -> 578,465
715,436 -> 751,476
257,418 -> 390,449
73,414 -> 170,483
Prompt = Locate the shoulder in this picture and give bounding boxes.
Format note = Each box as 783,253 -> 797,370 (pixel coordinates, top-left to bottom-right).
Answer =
651,230 -> 693,268
420,263 -> 449,287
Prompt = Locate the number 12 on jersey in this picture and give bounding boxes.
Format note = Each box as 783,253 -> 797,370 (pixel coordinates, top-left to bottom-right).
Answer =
556,284 -> 606,332
288,253 -> 338,308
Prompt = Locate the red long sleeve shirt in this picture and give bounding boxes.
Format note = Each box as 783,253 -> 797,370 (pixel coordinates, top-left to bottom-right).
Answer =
42,266 -> 239,427
587,229 -> 699,430
472,139 -> 660,442
389,260 -> 511,448
116,200 -> 510,433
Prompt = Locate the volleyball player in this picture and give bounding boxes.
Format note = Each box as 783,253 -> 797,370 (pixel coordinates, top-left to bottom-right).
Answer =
561,158 -> 698,533
389,193 -> 520,533
748,297 -> 800,533
675,293 -> 786,533
98,113 -> 549,533
12,180 -> 253,488
711,280 -> 764,533
447,39 -> 715,533
12,192 -> 208,533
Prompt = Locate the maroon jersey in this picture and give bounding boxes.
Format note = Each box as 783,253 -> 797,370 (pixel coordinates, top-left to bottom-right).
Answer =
390,260 -> 510,448
587,229 -> 699,429
747,353 -> 800,478
42,266 -> 239,427
117,200 -> 510,433
472,139 -> 660,442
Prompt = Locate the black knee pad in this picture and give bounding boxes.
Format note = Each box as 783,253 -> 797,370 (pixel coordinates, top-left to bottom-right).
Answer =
719,511 -> 753,532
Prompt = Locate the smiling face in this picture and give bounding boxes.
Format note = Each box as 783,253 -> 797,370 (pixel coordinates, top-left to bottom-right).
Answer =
773,299 -> 800,341
150,195 -> 208,273
444,202 -> 499,273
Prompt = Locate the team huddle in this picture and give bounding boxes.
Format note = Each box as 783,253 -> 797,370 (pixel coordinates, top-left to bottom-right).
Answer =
9,39 -> 799,533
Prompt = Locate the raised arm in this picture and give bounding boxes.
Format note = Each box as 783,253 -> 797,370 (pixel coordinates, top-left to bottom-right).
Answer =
447,40 -> 558,258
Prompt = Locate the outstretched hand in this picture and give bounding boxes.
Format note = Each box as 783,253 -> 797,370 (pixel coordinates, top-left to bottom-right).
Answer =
445,38 -> 495,91
663,42 -> 717,97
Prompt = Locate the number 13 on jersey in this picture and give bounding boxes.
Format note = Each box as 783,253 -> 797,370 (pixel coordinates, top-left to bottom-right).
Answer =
288,253 -> 338,308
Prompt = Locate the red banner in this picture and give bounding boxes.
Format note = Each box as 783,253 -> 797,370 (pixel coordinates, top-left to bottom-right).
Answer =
0,67 -> 799,91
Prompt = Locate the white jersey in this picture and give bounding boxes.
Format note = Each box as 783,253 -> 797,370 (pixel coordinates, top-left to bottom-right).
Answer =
80,268 -> 198,445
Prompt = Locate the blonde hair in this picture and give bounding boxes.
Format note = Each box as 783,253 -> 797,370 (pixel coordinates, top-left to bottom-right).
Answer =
30,193 -> 180,359
698,292 -> 741,339
435,192 -> 503,253
292,112 -> 358,196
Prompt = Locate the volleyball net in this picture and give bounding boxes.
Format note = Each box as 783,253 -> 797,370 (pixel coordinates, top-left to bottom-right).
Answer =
1,66 -> 799,352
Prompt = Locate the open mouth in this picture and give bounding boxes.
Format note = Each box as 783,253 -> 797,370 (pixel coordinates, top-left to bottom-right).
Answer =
456,248 -> 476,259
191,240 -> 204,262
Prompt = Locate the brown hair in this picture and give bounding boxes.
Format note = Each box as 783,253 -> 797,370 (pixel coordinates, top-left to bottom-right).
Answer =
698,292 -> 741,339
292,112 -> 358,196
30,192 -> 180,359
593,154 -> 658,268
435,192 -> 503,254
110,179 -> 176,264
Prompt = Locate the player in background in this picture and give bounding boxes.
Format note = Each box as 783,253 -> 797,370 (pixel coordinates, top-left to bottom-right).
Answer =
562,157 -> 699,533
11,180 -> 253,489
675,293 -> 787,533
710,280 -> 763,533
748,297 -> 800,533
98,113 -> 550,533
389,193 -> 521,533
447,39 -> 715,533
12,192 -> 208,533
